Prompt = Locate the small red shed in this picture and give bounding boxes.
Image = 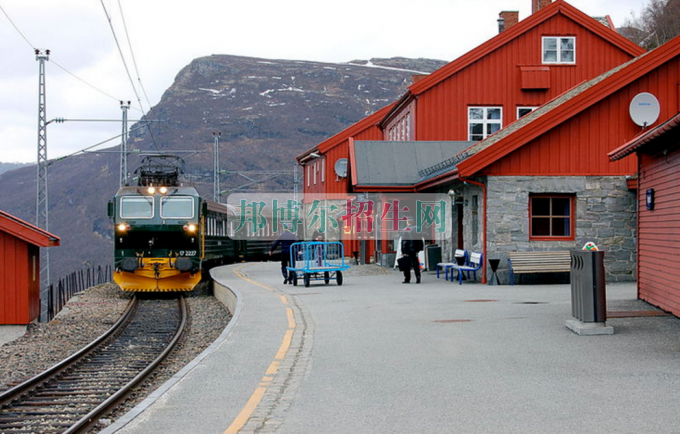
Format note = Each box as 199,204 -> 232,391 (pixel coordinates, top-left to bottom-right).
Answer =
0,210 -> 60,325
609,112 -> 680,316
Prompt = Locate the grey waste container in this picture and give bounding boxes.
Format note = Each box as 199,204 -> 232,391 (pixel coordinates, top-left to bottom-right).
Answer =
570,250 -> 606,322
425,244 -> 441,272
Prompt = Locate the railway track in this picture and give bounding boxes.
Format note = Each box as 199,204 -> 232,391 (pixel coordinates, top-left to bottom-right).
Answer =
0,295 -> 187,433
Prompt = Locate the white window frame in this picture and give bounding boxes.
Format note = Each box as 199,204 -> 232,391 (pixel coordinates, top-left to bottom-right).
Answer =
542,36 -> 575,64
468,106 -> 502,141
517,106 -> 538,119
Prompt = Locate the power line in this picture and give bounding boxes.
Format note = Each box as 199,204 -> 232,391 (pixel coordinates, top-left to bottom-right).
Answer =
0,3 -> 144,112
0,3 -> 35,49
50,60 -> 122,104
100,0 -> 160,152
117,0 -> 153,110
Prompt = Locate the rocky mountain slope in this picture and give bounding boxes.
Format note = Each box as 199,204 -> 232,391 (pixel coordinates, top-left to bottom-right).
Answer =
0,55 -> 446,280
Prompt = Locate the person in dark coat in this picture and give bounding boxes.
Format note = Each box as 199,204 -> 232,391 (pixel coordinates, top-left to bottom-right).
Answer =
401,218 -> 423,284
270,224 -> 298,284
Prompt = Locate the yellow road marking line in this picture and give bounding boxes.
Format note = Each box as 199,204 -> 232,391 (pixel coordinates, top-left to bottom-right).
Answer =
224,264 -> 297,433
223,386 -> 266,434
275,329 -> 294,360
287,307 -> 296,328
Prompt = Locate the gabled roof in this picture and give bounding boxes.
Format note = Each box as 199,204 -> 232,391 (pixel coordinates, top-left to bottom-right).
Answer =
408,0 -> 644,97
296,103 -> 396,162
452,33 -> 680,177
413,33 -> 680,189
0,210 -> 60,247
609,111 -> 680,160
380,1 -> 644,128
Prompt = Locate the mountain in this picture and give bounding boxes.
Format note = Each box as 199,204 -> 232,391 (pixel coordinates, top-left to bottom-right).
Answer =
0,162 -> 30,176
0,55 -> 447,281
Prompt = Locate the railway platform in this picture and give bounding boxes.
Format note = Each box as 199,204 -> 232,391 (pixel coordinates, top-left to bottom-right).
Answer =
104,262 -> 680,434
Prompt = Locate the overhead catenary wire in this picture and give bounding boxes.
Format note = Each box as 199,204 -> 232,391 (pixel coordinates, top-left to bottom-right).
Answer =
100,0 -> 161,152
0,3 -> 138,108
117,0 -> 154,111
0,3 -> 35,49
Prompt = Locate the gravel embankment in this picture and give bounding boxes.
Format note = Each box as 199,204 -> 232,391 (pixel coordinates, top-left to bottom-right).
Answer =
0,280 -> 231,430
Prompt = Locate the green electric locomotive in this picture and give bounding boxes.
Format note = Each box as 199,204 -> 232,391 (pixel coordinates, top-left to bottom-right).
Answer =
108,155 -> 261,292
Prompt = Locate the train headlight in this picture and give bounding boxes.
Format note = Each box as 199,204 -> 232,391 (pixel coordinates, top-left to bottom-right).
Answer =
160,186 -> 168,194
183,224 -> 197,232
117,223 -> 131,232
148,186 -> 156,194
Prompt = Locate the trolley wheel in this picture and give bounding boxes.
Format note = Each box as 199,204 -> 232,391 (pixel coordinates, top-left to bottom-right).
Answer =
304,273 -> 311,288
290,271 -> 298,286
336,271 -> 343,286
324,271 -> 330,284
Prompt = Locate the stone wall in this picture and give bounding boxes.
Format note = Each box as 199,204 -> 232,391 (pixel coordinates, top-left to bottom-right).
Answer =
455,176 -> 637,283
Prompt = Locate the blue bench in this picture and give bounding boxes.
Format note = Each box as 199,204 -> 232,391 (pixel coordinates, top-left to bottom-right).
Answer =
450,252 -> 484,284
437,249 -> 467,281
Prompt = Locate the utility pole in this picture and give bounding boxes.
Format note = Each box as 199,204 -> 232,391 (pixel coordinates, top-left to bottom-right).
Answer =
120,101 -> 130,187
213,132 -> 221,202
35,48 -> 50,322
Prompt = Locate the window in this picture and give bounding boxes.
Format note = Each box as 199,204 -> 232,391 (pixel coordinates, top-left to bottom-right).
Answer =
468,107 -> 502,141
529,194 -> 575,240
542,37 -> 575,64
120,196 -> 154,219
517,107 -> 537,119
160,197 -> 195,219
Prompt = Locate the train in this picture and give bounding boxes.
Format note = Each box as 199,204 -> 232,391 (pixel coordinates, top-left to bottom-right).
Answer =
108,155 -> 269,292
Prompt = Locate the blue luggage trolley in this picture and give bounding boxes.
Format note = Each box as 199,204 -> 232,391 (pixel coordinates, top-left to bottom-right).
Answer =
287,241 -> 350,287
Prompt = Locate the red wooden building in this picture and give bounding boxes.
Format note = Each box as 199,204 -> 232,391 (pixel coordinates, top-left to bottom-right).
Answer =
297,104 -> 395,259
418,32 -> 680,283
381,0 -> 642,144
298,0 -> 645,264
0,210 -> 60,325
610,112 -> 680,316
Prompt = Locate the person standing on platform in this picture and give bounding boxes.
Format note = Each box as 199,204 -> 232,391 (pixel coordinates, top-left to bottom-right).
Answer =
270,224 -> 298,284
400,217 -> 424,284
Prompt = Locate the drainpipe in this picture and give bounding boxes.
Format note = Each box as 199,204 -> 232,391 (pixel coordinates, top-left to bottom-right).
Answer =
458,176 -> 487,284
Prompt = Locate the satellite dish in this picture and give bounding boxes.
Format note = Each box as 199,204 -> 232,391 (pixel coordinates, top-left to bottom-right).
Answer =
334,158 -> 348,178
629,92 -> 660,127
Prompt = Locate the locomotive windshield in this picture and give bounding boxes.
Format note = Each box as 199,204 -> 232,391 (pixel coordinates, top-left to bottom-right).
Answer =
160,197 -> 195,219
120,197 -> 154,218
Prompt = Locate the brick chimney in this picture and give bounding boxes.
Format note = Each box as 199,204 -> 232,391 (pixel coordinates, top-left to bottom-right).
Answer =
532,0 -> 553,14
498,11 -> 519,33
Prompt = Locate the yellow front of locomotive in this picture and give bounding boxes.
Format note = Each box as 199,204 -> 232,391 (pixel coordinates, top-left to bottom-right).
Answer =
111,185 -> 203,292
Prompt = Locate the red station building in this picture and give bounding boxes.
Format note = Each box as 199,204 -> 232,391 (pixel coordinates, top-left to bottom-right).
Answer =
0,210 -> 60,325
298,0 -> 645,270
610,110 -> 680,317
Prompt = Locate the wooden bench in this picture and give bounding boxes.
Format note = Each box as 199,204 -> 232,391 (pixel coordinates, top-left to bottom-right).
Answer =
450,251 -> 483,285
507,251 -> 571,285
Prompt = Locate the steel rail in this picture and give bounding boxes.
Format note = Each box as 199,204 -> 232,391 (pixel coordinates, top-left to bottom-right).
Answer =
0,296 -> 138,409
66,296 -> 187,433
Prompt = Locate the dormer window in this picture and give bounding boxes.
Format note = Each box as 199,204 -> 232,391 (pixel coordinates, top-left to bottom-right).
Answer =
542,36 -> 575,64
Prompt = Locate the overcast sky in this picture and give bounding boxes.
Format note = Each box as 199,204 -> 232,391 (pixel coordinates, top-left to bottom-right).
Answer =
0,0 -> 648,164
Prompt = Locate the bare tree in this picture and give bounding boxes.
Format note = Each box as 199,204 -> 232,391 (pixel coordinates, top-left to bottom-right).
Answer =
622,0 -> 680,50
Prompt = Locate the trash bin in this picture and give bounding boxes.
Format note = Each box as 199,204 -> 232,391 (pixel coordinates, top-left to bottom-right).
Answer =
380,253 -> 396,268
425,244 -> 441,272
570,250 -> 606,322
